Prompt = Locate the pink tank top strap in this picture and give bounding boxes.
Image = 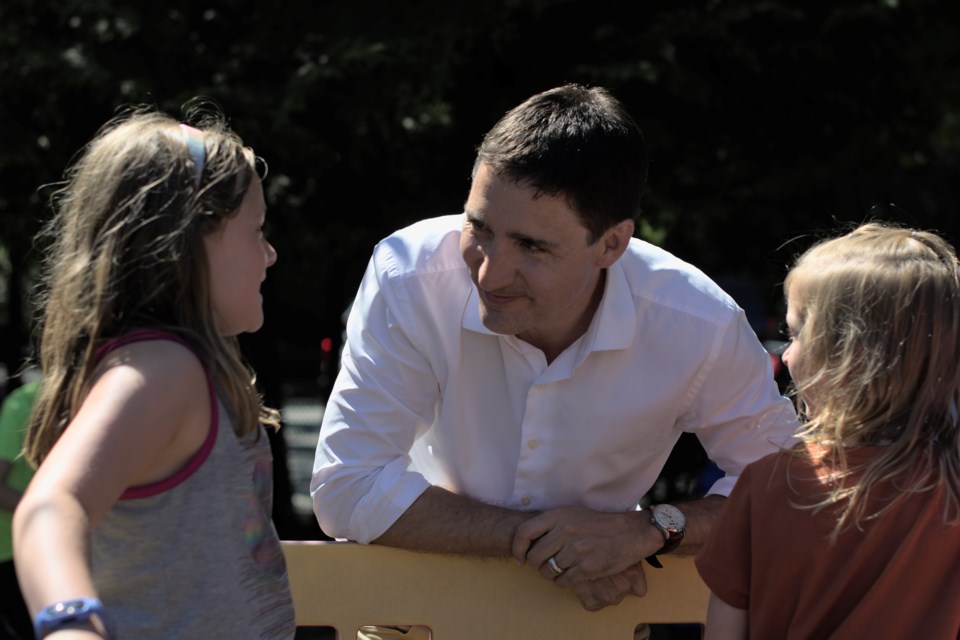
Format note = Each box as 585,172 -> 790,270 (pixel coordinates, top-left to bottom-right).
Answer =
96,329 -> 220,500
94,328 -> 195,358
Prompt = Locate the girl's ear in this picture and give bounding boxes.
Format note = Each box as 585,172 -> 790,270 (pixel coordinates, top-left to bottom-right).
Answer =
595,219 -> 634,268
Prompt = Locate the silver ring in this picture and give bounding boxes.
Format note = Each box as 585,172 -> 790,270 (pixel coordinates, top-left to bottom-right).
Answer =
547,556 -> 564,576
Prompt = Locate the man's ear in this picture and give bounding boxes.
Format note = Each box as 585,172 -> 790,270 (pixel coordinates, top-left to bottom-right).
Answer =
595,219 -> 634,268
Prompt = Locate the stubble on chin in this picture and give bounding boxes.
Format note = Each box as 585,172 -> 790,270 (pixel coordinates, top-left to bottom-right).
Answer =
478,302 -> 515,336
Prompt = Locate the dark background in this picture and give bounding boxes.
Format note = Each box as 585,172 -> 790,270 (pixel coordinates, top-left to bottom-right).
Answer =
2,0 -> 959,536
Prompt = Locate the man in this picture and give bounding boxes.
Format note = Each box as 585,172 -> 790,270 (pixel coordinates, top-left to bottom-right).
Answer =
311,84 -> 798,617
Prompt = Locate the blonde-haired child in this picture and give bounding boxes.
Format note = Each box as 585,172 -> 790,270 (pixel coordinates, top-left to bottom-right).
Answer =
697,222 -> 960,639
14,107 -> 295,639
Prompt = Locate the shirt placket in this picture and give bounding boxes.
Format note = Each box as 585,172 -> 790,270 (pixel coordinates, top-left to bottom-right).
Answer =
513,380 -> 553,509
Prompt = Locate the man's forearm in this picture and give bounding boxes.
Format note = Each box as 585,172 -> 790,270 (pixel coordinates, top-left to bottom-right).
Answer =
672,494 -> 726,554
372,488 -> 725,563
373,485 -> 536,556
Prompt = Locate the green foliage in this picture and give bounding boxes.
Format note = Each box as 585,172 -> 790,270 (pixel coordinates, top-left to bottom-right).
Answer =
2,0 -> 959,385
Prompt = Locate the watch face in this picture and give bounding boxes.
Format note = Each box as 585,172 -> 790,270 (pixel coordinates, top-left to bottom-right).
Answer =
653,504 -> 685,532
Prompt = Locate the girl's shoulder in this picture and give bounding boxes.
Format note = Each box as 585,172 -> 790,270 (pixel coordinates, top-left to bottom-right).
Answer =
741,445 -> 826,492
80,333 -> 214,491
97,328 -> 202,360
96,330 -> 206,375
92,333 -> 210,409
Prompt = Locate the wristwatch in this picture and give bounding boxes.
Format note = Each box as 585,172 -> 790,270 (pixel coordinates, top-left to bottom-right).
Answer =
34,597 -> 112,639
645,503 -> 686,568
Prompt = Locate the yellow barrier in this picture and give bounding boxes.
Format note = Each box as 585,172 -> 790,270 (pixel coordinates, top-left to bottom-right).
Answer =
282,541 -> 708,639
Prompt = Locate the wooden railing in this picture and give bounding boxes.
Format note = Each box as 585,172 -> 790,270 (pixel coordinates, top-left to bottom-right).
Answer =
282,541 -> 708,639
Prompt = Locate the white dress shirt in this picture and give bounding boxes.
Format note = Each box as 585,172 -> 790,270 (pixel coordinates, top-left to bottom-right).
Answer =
311,214 -> 798,543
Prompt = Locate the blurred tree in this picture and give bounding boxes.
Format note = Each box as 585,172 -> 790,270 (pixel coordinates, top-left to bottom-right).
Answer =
2,0 -> 959,386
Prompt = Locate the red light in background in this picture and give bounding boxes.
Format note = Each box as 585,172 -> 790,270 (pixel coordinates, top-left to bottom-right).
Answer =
321,337 -> 333,353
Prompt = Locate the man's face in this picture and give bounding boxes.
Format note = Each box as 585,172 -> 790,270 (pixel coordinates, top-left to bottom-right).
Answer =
460,163 -> 614,358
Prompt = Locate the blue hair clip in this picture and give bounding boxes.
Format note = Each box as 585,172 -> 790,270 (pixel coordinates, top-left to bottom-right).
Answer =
178,124 -> 206,189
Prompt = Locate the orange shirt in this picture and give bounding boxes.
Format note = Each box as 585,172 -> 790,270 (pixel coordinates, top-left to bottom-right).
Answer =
696,446 -> 960,639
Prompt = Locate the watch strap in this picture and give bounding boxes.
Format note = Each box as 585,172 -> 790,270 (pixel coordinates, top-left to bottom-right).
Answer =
656,528 -> 685,555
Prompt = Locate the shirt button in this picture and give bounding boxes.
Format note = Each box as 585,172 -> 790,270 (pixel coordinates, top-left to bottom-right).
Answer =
520,496 -> 532,507
527,439 -> 539,450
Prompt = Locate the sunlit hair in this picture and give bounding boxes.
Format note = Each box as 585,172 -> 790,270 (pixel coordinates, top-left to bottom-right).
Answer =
473,84 -> 647,243
25,105 -> 279,466
784,222 -> 960,537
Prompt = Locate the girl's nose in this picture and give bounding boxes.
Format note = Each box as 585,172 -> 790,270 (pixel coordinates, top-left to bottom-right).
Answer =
266,240 -> 278,267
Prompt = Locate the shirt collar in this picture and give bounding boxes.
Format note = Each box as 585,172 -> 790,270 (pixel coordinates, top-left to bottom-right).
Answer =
584,260 -> 636,352
463,285 -> 489,335
461,259 -> 637,354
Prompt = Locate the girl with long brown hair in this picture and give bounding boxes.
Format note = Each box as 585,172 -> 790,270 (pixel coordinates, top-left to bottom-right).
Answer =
14,106 -> 294,639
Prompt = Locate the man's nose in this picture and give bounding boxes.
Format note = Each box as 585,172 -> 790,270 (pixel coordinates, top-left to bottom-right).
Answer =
476,243 -> 514,290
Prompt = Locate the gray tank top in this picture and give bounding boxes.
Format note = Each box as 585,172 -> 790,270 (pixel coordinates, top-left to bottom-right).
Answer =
90,330 -> 295,638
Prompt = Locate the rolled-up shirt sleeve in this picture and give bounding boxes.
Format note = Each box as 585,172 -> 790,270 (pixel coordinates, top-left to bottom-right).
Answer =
680,309 -> 798,497
310,247 -> 438,543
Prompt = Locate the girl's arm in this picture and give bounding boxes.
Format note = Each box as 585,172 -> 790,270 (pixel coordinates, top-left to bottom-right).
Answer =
13,340 -> 210,637
704,593 -> 748,640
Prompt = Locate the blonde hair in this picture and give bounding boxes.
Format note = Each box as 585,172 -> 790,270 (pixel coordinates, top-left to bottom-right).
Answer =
25,106 -> 279,466
784,222 -> 960,536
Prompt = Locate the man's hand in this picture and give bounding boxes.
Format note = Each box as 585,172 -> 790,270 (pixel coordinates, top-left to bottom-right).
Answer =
512,506 -> 664,588
572,563 -> 648,611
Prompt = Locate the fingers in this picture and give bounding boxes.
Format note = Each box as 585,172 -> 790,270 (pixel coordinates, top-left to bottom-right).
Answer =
510,509 -> 651,612
572,572 -> 635,611
540,560 -> 647,614
537,547 -> 590,587
519,509 -> 592,572
545,548 -> 624,589
623,562 -> 648,597
531,535 -> 636,587
526,534 -> 566,574
515,508 -> 646,586
537,554 -> 571,582
545,556 -> 565,579
511,511 -> 558,564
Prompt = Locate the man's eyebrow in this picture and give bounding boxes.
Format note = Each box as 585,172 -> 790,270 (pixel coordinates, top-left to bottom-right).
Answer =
508,230 -> 557,250
464,210 -> 557,250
